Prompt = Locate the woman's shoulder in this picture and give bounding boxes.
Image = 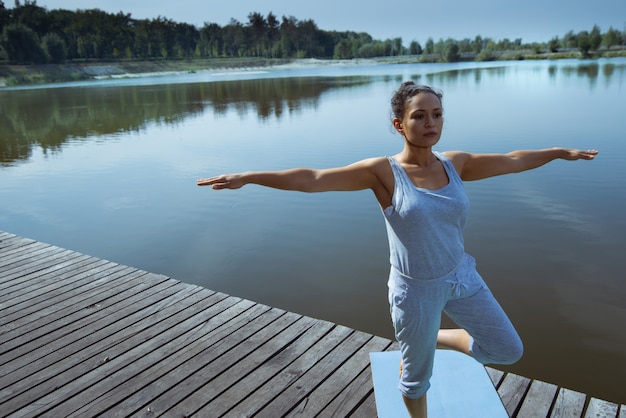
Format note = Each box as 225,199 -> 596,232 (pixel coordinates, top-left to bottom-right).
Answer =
440,150 -> 471,176
352,156 -> 392,169
441,150 -> 471,161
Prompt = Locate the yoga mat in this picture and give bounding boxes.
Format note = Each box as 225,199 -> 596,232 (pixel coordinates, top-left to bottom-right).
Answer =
370,350 -> 508,417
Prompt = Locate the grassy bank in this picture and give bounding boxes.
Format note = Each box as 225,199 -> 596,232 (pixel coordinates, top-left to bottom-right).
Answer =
1,50 -> 625,87
0,57 -> 294,87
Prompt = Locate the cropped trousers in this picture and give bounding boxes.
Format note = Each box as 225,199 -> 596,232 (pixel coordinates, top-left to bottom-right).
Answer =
388,253 -> 524,399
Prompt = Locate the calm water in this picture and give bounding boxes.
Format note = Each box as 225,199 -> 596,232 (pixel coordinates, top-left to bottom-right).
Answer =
1,59 -> 625,403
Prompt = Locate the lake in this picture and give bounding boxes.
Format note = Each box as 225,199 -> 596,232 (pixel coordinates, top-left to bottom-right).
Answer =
1,58 -> 625,404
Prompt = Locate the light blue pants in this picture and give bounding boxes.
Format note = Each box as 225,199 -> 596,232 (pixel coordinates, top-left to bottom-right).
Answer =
388,253 -> 524,399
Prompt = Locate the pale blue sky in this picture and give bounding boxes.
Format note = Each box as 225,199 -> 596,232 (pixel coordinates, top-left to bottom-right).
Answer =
31,0 -> 626,45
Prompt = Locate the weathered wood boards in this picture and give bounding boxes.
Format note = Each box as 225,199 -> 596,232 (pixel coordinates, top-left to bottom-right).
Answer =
1,231 -> 623,417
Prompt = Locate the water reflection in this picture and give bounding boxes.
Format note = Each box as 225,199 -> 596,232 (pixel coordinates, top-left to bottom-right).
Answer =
1,60 -> 624,166
0,76 -> 371,165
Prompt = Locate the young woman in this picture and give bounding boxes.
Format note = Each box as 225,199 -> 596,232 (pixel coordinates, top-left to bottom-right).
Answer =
197,82 -> 598,418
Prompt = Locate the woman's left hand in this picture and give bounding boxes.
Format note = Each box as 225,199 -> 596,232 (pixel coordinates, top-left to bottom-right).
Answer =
559,148 -> 599,161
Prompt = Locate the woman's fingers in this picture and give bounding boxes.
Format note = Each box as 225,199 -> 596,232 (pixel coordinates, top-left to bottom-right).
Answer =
196,175 -> 242,189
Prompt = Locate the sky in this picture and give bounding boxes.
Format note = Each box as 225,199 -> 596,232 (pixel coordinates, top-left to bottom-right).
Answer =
28,0 -> 626,45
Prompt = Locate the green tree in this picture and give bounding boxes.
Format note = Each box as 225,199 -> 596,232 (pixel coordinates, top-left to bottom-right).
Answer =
334,38 -> 352,59
247,11 -> 266,56
476,49 -> 495,61
577,30 -> 591,57
1,22 -> 46,63
496,38 -> 514,50
562,30 -> 577,48
472,35 -> 483,52
387,37 -> 402,56
279,16 -> 298,57
424,37 -> 434,54
589,25 -> 602,51
603,27 -> 621,49
0,0 -> 10,32
41,32 -> 66,63
548,36 -> 560,52
266,12 -> 279,57
409,40 -> 422,55
458,38 -> 472,53
293,19 -> 322,57
199,22 -> 222,57
11,1 -> 51,36
433,38 -> 445,56
445,41 -> 460,62
222,18 -> 245,57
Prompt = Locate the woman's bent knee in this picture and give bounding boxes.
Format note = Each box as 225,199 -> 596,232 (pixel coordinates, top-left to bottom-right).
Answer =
501,339 -> 524,364
471,335 -> 524,365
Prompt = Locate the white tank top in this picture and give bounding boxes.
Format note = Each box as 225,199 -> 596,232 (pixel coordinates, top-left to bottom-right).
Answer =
382,152 -> 470,280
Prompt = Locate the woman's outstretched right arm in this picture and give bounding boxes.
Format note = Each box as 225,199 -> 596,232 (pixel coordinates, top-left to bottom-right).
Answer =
196,157 -> 390,195
196,169 -> 334,191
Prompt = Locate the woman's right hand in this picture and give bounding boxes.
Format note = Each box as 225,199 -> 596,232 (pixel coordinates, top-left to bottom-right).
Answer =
196,174 -> 246,189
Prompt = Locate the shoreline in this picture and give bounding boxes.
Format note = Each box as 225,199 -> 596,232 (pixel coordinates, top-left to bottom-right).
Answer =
1,50 -> 625,87
0,57 -> 376,87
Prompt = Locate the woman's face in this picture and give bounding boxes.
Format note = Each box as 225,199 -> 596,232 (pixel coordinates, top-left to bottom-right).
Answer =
394,92 -> 444,148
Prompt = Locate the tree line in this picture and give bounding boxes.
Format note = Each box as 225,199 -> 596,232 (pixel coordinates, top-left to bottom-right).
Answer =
1,0 -> 625,65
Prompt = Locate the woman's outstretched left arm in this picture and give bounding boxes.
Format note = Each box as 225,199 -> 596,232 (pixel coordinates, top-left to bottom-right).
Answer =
445,148 -> 598,181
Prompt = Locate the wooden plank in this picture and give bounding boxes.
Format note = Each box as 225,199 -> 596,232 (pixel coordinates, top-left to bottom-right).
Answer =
317,366 -> 377,417
0,267 -> 151,358
63,297 -> 258,417
350,391 -> 378,418
290,335 -> 394,417
0,244 -> 70,269
517,380 -> 559,417
0,244 -> 68,273
487,366 -> 505,388
0,274 -> 180,380
253,328 -> 373,418
0,255 -> 102,304
497,372 -> 532,417
584,398 -> 619,418
0,232 -> 20,243
162,314 -> 317,417
0,263 -> 140,326
222,320 -> 352,416
17,289 -> 227,417
209,321 -> 351,417
0,249 -> 83,286
0,233 -> 22,245
0,241 -> 41,264
0,255 -> 108,308
0,257 -> 115,316
1,280 -> 201,415
0,241 -> 61,270
0,265 -> 144,351
0,231 -> 15,240
551,388 -> 587,417
199,319 -> 338,417
0,241 -> 48,266
0,251 -> 89,303
126,311 -> 307,417
100,303 -> 280,417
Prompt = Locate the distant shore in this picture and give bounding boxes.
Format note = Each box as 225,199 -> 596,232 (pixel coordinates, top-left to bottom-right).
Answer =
0,58 -> 292,87
1,50 -> 625,87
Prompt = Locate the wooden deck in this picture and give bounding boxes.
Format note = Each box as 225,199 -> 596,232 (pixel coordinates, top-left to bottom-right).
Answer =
0,231 -> 624,417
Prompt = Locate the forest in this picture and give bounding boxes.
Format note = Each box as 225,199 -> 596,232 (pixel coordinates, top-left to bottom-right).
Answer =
1,0 -> 625,65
